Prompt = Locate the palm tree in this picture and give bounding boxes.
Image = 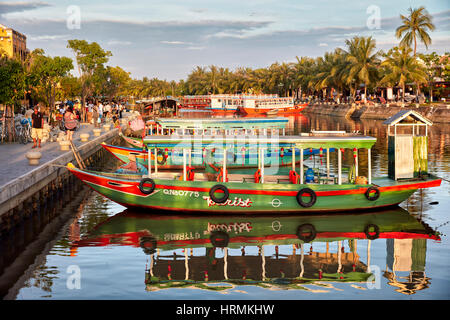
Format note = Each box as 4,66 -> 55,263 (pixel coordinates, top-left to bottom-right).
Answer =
344,36 -> 380,101
310,52 -> 334,98
293,56 -> 316,99
186,66 -> 208,95
208,65 -> 219,94
396,6 -> 435,56
380,46 -> 427,102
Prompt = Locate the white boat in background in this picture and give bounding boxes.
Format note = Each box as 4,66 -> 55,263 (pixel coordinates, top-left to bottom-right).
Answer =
180,94 -> 305,115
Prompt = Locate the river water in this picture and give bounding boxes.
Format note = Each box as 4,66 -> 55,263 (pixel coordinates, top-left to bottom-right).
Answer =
1,113 -> 449,300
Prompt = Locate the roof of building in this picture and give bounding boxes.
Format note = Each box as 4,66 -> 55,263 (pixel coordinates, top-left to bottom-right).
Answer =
383,110 -> 433,126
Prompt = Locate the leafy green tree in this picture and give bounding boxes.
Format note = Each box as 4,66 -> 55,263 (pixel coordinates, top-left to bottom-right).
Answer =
442,53 -> 450,82
97,66 -> 131,101
418,52 -> 441,102
67,40 -> 112,117
28,49 -> 73,117
0,56 -> 26,141
60,75 -> 82,100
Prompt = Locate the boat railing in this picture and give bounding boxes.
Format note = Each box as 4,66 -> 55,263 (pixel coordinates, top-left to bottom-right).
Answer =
309,130 -> 360,137
142,133 -> 376,186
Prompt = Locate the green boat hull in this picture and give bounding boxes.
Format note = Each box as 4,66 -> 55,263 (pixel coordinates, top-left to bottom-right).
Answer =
67,165 -> 441,214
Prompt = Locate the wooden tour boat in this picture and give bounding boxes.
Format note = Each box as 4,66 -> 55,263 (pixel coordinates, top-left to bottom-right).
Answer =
67,111 -> 441,214
180,94 -> 306,115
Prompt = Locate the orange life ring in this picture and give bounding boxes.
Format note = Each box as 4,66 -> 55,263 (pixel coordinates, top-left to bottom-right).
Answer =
254,169 -> 262,183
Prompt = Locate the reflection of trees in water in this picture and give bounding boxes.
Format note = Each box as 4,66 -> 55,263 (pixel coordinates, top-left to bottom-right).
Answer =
55,193 -> 116,253
77,194 -> 113,236
23,264 -> 59,294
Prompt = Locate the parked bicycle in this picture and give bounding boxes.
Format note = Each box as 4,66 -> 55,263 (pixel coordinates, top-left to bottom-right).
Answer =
0,123 -> 8,143
16,119 -> 33,144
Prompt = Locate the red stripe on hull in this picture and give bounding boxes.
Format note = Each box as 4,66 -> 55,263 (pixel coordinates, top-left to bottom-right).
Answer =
73,230 -> 439,248
114,201 -> 403,214
70,167 -> 441,199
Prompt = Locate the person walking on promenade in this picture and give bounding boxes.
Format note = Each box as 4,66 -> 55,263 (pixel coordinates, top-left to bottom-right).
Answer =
119,103 -> 124,118
64,106 -> 77,142
31,105 -> 44,148
103,101 -> 110,119
92,103 -> 99,128
98,102 -> 103,124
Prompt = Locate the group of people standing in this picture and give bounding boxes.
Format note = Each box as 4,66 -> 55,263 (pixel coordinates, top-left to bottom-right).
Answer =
24,99 -> 127,149
25,102 -> 79,148
87,100 -> 125,128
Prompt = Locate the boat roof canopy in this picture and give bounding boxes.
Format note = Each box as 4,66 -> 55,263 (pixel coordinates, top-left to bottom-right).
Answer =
156,117 -> 288,130
143,134 -> 377,149
383,110 -> 433,126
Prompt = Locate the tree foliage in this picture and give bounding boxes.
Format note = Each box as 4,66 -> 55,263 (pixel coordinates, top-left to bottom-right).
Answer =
28,49 -> 73,110
396,6 -> 435,55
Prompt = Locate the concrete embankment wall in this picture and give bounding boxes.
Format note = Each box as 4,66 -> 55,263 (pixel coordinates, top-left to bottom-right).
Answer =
0,129 -> 120,235
303,103 -> 450,123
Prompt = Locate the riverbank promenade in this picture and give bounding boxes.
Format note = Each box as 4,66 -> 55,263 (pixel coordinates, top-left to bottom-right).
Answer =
0,123 -> 120,220
303,102 -> 450,123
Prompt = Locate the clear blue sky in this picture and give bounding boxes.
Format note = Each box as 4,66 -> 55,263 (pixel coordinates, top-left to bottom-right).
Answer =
1,0 -> 449,80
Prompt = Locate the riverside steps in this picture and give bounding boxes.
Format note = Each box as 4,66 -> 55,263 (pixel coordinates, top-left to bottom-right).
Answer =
0,124 -> 121,235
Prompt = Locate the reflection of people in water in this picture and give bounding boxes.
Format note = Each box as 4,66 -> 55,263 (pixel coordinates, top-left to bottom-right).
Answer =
116,154 -> 148,175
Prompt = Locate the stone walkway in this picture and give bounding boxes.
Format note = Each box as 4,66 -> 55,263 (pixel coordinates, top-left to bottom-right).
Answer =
0,123 -> 107,187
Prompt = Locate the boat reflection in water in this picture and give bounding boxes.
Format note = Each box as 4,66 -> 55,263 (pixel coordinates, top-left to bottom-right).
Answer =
71,207 -> 440,294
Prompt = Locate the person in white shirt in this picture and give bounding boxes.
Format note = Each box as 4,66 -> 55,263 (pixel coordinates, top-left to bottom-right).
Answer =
98,102 -> 104,123
104,103 -> 110,118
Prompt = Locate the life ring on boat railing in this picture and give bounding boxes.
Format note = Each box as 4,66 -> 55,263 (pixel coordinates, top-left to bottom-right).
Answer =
139,178 -> 156,194
139,236 -> 157,255
364,224 -> 380,240
296,224 -> 317,243
365,186 -> 380,201
209,231 -> 230,248
209,184 -> 229,204
157,149 -> 167,165
296,188 -> 317,207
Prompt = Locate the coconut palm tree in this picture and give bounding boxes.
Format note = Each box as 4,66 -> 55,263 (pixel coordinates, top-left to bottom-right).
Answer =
186,66 -> 208,95
344,36 -> 380,101
380,46 -> 427,102
207,65 -> 219,94
396,6 -> 435,56
293,56 -> 316,99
